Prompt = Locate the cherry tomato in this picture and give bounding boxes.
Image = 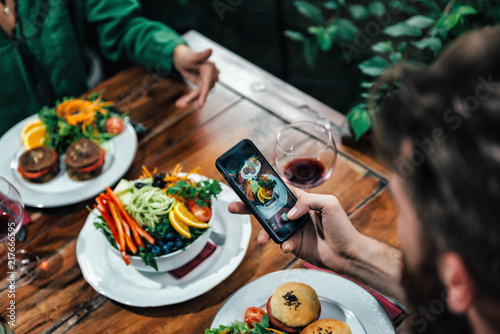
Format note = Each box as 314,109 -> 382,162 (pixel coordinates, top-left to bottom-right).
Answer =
105,117 -> 124,134
186,200 -> 212,222
244,307 -> 266,328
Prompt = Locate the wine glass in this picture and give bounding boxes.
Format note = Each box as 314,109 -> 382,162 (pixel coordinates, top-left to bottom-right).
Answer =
0,177 -> 40,287
274,121 -> 337,191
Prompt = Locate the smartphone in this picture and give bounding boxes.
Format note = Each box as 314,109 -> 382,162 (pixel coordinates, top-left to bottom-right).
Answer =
216,139 -> 310,244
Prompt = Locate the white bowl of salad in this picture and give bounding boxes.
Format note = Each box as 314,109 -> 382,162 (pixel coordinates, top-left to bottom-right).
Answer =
93,166 -> 222,272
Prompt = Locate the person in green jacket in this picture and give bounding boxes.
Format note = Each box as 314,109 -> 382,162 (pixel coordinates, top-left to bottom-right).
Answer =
0,0 -> 219,136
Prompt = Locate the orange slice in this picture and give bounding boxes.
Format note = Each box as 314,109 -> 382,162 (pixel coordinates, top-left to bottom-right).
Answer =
22,124 -> 47,150
173,202 -> 210,229
20,119 -> 43,140
169,209 -> 191,238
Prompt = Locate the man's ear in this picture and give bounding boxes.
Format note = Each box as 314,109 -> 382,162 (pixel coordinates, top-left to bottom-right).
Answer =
439,252 -> 475,314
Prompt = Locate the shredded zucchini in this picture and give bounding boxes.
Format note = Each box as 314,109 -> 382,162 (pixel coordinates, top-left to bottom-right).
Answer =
127,185 -> 175,228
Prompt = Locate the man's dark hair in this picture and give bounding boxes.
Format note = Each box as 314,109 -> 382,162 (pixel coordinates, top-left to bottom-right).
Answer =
375,25 -> 500,310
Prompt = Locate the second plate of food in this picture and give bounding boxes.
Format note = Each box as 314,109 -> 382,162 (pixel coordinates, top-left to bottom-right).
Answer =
211,269 -> 396,333
0,115 -> 137,208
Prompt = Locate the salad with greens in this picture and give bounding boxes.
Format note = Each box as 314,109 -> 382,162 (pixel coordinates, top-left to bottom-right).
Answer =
206,314 -> 287,334
39,94 -> 124,154
92,165 -> 222,271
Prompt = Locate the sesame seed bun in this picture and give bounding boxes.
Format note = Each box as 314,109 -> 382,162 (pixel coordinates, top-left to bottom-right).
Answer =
269,282 -> 320,328
301,319 -> 352,334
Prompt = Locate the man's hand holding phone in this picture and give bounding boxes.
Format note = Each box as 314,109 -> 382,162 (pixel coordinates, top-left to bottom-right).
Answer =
228,187 -> 365,275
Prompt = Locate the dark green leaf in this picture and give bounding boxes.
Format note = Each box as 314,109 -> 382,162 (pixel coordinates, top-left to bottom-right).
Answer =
358,56 -> 390,76
307,26 -> 323,35
334,18 -> 357,40
412,37 -> 442,57
317,26 -> 337,51
368,1 -> 386,16
303,38 -> 319,68
323,1 -> 338,10
348,4 -> 370,20
347,107 -> 372,140
454,6 -> 477,16
383,22 -> 422,37
371,41 -> 393,53
389,51 -> 402,63
360,81 -> 374,88
436,13 -> 460,31
294,1 -> 324,24
405,15 -> 435,29
284,30 -> 305,42
398,41 -> 407,52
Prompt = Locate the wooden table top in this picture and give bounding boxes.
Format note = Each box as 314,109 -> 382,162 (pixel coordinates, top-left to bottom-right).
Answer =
0,31 -> 401,333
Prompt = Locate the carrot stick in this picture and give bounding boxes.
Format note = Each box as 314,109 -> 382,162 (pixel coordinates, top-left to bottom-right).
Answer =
109,202 -> 129,265
122,221 -> 137,254
119,207 -> 144,249
106,187 -> 155,245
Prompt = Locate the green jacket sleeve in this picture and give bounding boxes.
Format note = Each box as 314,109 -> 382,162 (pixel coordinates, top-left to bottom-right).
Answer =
84,0 -> 186,72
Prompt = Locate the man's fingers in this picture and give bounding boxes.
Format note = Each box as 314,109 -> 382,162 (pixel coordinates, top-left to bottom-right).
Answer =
257,229 -> 270,246
228,201 -> 252,214
191,48 -> 213,64
175,88 -> 200,108
287,192 -> 339,220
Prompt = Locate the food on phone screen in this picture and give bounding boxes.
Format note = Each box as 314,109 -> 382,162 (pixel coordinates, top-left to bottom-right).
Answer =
266,282 -> 321,333
301,319 -> 352,334
18,147 -> 60,183
65,138 -> 105,181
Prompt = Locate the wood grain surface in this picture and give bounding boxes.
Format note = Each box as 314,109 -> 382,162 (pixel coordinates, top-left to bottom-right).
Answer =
0,32 -> 402,333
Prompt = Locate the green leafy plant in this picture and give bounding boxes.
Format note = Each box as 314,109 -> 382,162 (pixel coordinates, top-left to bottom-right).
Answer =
285,0 -> 496,140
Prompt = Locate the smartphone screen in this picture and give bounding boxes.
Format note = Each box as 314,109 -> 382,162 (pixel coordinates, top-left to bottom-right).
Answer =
216,139 -> 309,243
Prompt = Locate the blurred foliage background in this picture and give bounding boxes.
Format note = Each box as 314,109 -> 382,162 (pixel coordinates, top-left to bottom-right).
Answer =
139,0 -> 500,138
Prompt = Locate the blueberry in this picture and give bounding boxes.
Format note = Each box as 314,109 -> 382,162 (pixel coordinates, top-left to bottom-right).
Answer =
176,236 -> 184,242
157,240 -> 164,247
162,244 -> 172,254
135,182 -> 145,189
175,241 -> 184,249
151,246 -> 161,255
146,243 -> 153,250
166,241 -> 175,248
166,232 -> 176,241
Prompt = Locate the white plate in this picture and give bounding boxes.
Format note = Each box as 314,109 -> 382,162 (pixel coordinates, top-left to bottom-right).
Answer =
0,114 -> 137,208
76,182 -> 252,307
211,269 -> 396,333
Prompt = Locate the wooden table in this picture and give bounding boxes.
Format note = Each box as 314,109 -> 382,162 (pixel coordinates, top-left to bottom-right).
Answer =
0,31 -> 401,333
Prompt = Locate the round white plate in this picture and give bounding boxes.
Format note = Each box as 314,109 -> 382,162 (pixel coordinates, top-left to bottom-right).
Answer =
0,114 -> 137,208
211,269 -> 396,333
76,183 -> 252,307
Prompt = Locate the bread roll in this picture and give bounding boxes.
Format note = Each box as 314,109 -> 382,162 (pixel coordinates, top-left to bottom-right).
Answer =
269,282 -> 320,328
301,319 -> 352,334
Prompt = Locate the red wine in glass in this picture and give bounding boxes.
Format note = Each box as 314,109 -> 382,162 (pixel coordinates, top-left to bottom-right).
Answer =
0,213 -> 16,241
283,158 -> 326,188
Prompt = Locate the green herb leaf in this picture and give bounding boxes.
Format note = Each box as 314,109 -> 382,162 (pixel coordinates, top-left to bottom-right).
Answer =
371,41 -> 393,53
383,22 -> 423,37
454,6 -> 477,16
368,1 -> 386,17
284,30 -> 305,42
358,56 -> 390,76
323,1 -> 338,10
405,15 -> 435,29
348,4 -> 369,20
294,1 -> 324,24
412,37 -> 442,57
334,18 -> 357,40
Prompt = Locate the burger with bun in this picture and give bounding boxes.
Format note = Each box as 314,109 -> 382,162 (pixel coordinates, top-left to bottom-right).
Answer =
301,319 -> 352,334
266,282 -> 321,333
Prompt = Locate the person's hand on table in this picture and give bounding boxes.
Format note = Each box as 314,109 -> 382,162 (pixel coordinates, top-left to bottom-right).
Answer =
172,45 -> 219,108
228,188 -> 364,274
